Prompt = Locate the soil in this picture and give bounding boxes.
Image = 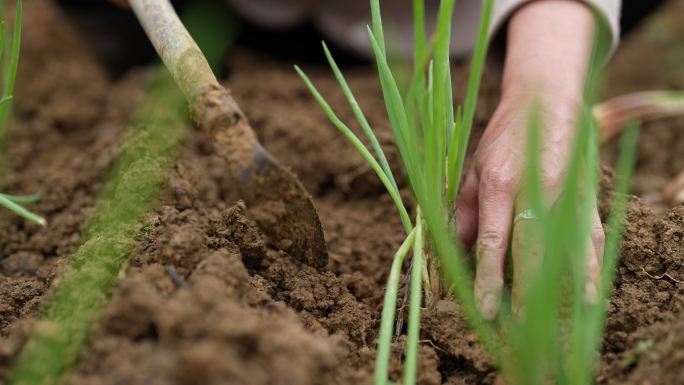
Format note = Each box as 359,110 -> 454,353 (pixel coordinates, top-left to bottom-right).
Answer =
602,0 -> 684,211
1,1 -> 684,385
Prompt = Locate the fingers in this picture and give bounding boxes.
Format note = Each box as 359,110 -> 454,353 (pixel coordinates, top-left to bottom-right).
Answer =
590,208 -> 605,265
510,206 -> 544,316
474,171 -> 515,320
455,168 -> 479,249
510,202 -> 605,314
510,171 -> 563,316
585,208 -> 604,304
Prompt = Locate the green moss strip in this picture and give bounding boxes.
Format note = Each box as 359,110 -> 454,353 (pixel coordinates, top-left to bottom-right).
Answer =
7,65 -> 188,385
6,1 -> 236,384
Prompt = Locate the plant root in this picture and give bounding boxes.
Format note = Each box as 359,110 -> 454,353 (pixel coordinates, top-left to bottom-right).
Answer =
640,266 -> 684,284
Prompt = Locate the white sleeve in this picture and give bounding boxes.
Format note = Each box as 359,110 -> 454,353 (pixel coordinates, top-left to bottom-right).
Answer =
490,0 -> 622,54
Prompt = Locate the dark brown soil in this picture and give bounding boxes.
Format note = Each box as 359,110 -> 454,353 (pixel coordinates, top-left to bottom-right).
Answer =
1,1 -> 684,385
0,0 -> 130,343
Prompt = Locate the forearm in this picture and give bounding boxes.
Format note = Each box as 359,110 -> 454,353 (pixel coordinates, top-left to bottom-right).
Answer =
501,0 -> 597,109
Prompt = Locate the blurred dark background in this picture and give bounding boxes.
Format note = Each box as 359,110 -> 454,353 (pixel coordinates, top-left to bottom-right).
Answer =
56,0 -> 670,79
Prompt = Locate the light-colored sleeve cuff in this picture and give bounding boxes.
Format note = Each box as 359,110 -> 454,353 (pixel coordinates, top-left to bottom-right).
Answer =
489,0 -> 622,57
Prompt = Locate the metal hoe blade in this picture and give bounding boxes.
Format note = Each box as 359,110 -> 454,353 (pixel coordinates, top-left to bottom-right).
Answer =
196,87 -> 328,268
130,0 -> 328,268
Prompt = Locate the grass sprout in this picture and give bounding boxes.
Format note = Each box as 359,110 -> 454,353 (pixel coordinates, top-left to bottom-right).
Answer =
0,193 -> 45,225
298,1 -> 638,385
0,0 -> 45,226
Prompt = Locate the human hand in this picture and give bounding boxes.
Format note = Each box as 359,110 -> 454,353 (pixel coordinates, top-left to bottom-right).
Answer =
455,0 -> 602,320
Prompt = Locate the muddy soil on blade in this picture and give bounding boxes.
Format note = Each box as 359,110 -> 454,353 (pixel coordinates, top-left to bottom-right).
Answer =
1,1 -> 684,384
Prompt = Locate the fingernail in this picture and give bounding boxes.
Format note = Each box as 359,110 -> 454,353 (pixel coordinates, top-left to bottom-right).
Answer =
479,293 -> 499,320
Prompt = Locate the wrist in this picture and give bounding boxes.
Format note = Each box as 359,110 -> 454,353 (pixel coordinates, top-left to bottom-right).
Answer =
501,0 -> 596,109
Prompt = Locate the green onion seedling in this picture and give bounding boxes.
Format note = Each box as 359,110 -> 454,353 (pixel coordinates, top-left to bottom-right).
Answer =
298,1 -> 499,383
298,1 -> 638,384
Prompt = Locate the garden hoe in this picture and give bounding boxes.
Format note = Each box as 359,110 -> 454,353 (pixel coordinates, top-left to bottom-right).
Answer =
128,0 -> 328,268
